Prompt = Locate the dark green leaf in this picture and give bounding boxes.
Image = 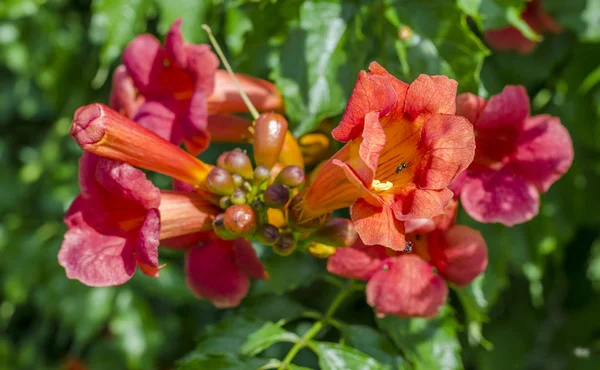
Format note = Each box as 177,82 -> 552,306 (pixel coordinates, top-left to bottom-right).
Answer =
340,324 -> 408,368
545,0 -> 600,41
155,0 -> 212,43
378,306 -> 463,370
313,342 -> 387,370
250,252 -> 325,296
241,322 -> 299,356
241,295 -> 313,322
196,315 -> 266,355
177,353 -> 267,370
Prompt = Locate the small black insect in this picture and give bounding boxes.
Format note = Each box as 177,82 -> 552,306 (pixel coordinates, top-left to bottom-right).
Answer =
404,241 -> 413,253
395,162 -> 407,174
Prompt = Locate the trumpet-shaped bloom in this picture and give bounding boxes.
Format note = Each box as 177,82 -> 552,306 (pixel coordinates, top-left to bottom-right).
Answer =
455,86 -> 573,225
59,152 -> 220,287
485,0 -> 562,54
111,19 -> 282,155
297,62 -> 475,250
328,201 -> 487,318
185,233 -> 267,308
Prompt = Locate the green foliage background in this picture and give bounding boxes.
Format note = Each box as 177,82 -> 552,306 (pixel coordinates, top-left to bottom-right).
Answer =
1,0 -> 600,369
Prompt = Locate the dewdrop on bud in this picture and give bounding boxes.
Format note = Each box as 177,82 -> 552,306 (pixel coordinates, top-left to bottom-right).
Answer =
207,167 -> 235,195
273,232 -> 296,256
275,165 -> 304,188
310,218 -> 358,247
217,149 -> 254,179
223,204 -> 258,236
253,166 -> 271,185
256,224 -> 280,246
230,188 -> 247,205
263,184 -> 290,209
253,112 -> 289,169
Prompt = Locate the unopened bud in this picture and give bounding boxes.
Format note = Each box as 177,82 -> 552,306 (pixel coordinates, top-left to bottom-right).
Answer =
242,181 -> 253,193
256,224 -> 280,246
207,167 -> 235,195
275,165 -> 304,188
212,213 -> 236,240
223,204 -> 258,236
217,149 -> 254,179
263,184 -> 290,209
310,218 -> 358,247
308,243 -> 337,259
250,199 -> 265,211
273,232 -> 296,256
219,195 -> 232,209
299,133 -> 330,165
230,188 -> 247,205
232,173 -> 244,188
253,166 -> 271,185
253,112 -> 289,169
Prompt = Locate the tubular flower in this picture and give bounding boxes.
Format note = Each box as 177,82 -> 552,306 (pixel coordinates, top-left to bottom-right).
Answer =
110,19 -> 282,155
454,86 -> 574,226
185,233 -> 268,308
328,201 -> 488,318
296,62 -> 475,250
484,0 -> 562,54
59,153 -> 220,286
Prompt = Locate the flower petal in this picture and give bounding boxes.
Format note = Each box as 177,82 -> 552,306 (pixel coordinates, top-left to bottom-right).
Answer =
367,61 -> 409,117
327,239 -> 388,280
185,44 -> 219,94
208,70 -> 282,114
404,74 -> 458,118
58,212 -> 136,286
484,27 -> 536,54
429,226 -> 488,286
135,209 -> 161,277
351,199 -> 407,251
233,239 -> 267,280
110,65 -> 143,118
366,255 -> 448,318
461,168 -> 540,226
122,34 -> 165,97
391,187 -> 453,221
416,113 -> 475,189
164,18 -> 187,69
456,93 -> 486,125
509,114 -> 574,192
476,86 -> 530,131
182,88 -> 210,155
133,100 -> 182,144
358,111 -> 386,185
185,239 -> 249,308
333,70 -> 397,142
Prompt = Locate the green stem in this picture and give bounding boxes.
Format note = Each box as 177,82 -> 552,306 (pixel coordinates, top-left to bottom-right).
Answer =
278,281 -> 357,369
202,24 -> 260,120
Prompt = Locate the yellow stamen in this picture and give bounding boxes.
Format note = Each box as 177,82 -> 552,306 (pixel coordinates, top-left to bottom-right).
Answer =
371,179 -> 393,192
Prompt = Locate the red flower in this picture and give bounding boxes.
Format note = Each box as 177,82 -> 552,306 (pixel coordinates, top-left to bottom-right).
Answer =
111,19 -> 282,155
455,86 -> 573,225
295,62 -> 475,250
484,0 -> 562,54
59,153 -> 219,286
185,233 -> 268,308
328,201 -> 487,318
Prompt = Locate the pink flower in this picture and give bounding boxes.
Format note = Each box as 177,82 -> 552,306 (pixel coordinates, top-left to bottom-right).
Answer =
185,233 -> 268,308
59,153 -> 219,286
329,200 -> 487,318
111,19 -> 282,155
455,86 -> 574,226
485,0 -> 562,54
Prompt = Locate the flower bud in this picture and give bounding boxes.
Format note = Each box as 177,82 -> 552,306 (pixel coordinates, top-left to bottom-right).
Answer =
207,167 -> 235,195
219,195 -> 232,209
263,184 -> 290,209
308,243 -> 337,259
310,218 -> 358,247
212,213 -> 236,240
273,232 -> 296,256
256,224 -> 280,246
253,112 -> 289,169
253,166 -> 271,185
232,173 -> 244,188
230,188 -> 247,205
223,204 -> 258,236
250,199 -> 265,212
217,149 -> 253,179
275,165 -> 304,188
299,133 -> 330,165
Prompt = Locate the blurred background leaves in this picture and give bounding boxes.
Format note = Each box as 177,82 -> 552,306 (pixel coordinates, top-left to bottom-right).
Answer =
1,0 -> 600,369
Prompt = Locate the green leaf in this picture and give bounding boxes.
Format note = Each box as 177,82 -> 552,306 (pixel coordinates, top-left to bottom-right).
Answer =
545,0 -> 600,41
313,342 -> 387,370
250,252 -> 325,296
241,295 -> 313,322
177,353 -> 267,370
340,324 -> 408,369
225,7 -> 254,56
241,322 -> 299,356
386,0 -> 488,92
195,315 -> 266,355
155,0 -> 212,43
272,0 -> 358,136
454,277 -> 491,347
378,306 -> 463,370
